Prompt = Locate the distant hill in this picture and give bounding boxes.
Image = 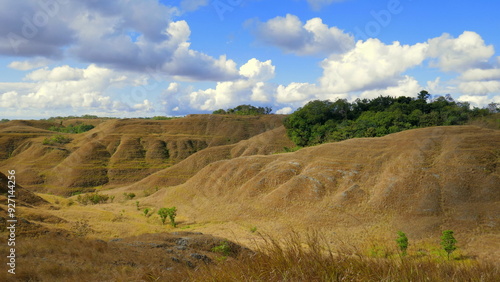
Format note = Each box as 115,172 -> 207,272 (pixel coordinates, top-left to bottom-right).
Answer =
0,115 -> 287,194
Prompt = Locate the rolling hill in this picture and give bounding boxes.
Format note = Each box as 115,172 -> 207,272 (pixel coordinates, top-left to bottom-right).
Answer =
0,115 -> 499,280
0,114 -> 287,194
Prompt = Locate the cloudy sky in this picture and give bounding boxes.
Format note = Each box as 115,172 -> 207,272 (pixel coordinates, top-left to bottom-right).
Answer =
0,0 -> 499,119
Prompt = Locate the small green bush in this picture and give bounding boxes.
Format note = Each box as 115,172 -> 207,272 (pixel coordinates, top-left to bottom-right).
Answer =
158,207 -> 177,227
441,230 -> 458,260
43,134 -> 72,145
212,240 -> 232,256
396,231 -> 409,256
76,193 -> 109,205
123,192 -> 136,200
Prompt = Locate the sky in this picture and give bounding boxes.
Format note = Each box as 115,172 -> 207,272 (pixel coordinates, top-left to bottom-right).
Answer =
0,0 -> 499,119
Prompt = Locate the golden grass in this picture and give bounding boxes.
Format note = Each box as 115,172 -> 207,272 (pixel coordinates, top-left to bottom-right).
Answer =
1,229 -> 498,281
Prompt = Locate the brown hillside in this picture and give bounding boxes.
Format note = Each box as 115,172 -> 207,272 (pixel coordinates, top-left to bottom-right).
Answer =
0,115 -> 286,194
122,126 -> 295,191
145,125 -> 499,258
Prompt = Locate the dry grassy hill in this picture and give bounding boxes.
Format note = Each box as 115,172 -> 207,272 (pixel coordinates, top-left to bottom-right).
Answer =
139,125 -> 500,260
0,115 -> 286,194
0,116 -> 499,280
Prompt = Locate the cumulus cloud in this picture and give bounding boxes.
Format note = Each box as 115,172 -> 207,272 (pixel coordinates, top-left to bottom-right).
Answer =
458,81 -> 500,96
320,38 -> 428,93
250,14 -> 354,56
276,107 -> 293,114
358,76 -> 422,100
276,82 -> 320,103
457,94 -> 500,108
0,64 -> 153,113
459,68 -> 500,81
8,57 -> 52,71
427,31 -> 495,72
0,0 -> 238,82
239,58 -> 275,81
167,58 -> 276,112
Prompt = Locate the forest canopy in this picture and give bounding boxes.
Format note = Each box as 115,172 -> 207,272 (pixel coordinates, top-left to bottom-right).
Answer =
213,105 -> 272,115
283,91 -> 495,147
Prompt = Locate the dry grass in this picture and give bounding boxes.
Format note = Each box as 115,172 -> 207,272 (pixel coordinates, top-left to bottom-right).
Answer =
0,115 -> 287,194
1,230 -> 498,281
181,231 -> 500,282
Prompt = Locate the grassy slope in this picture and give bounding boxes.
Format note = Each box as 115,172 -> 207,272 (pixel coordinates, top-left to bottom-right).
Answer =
140,125 -> 500,260
0,115 -> 287,194
0,115 -> 499,280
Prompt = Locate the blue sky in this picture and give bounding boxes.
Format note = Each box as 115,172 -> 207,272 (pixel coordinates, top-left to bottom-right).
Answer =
0,0 -> 499,119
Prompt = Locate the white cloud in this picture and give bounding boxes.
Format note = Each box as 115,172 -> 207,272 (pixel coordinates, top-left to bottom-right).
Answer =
132,99 -> 155,112
459,68 -> 500,81
251,14 -> 354,56
8,57 -> 52,71
169,58 -> 277,112
276,82 -> 319,103
427,31 -> 495,72
276,107 -> 293,114
358,76 -> 422,100
251,82 -> 273,102
457,94 -> 500,108
458,81 -> 500,96
25,65 -> 84,82
239,58 -> 275,81
0,64 -> 154,113
320,39 -> 428,93
0,0 -> 239,82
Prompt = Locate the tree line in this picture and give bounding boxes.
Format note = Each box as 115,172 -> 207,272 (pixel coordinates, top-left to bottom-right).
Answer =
213,104 -> 272,115
283,91 -> 495,147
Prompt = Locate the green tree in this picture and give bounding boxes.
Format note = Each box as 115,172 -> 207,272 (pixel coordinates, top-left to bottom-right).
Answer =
158,207 -> 177,227
440,230 -> 457,260
396,231 -> 409,256
417,90 -> 430,101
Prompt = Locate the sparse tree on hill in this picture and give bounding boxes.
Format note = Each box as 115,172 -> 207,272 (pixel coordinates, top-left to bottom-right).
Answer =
396,231 -> 409,256
158,207 -> 177,227
441,230 -> 457,260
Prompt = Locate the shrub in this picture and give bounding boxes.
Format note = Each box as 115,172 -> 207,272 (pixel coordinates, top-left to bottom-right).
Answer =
211,240 -> 232,257
76,193 -> 109,205
49,123 -> 95,134
396,231 -> 409,256
123,192 -> 136,200
441,230 -> 457,260
158,207 -> 177,227
143,208 -> 150,217
43,134 -> 72,145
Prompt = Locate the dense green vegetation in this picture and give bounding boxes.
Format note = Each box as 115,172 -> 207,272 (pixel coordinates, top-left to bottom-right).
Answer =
49,123 -> 95,134
213,104 -> 272,115
284,91 -> 495,146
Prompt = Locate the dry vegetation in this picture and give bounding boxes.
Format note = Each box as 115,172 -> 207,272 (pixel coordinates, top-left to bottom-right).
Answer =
1,230 -> 498,281
0,114 -> 499,280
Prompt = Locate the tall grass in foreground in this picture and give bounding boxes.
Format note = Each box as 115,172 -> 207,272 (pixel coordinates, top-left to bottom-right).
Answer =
2,231 -> 498,281
182,231 -> 499,282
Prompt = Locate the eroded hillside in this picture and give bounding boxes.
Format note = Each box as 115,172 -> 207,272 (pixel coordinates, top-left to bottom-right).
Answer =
139,125 -> 500,259
0,115 -> 287,194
